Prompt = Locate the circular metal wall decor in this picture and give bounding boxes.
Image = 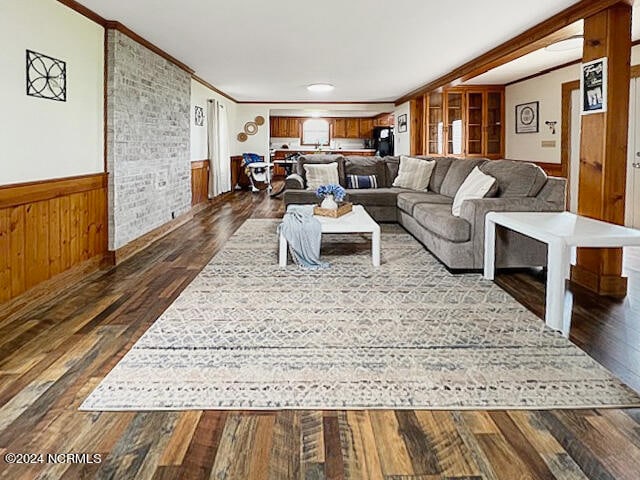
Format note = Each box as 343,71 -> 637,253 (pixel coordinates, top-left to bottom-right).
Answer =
26,49 -> 67,102
244,121 -> 258,135
237,132 -> 248,142
254,115 -> 265,126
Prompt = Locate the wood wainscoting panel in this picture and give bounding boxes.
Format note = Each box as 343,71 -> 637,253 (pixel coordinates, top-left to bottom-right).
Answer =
191,160 -> 210,206
0,173 -> 108,304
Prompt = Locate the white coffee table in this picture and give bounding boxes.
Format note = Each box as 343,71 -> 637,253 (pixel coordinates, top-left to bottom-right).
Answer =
483,211 -> 640,336
279,205 -> 381,267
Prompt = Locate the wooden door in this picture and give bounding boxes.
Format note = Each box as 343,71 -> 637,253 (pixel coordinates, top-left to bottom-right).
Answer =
333,118 -> 347,138
445,91 -> 464,156
485,89 -> 504,158
426,92 -> 444,155
465,90 -> 485,156
627,78 -> 640,227
346,119 -> 360,138
359,118 -> 374,138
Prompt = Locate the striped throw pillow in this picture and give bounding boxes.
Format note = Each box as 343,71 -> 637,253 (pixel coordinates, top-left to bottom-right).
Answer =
392,156 -> 436,190
303,162 -> 340,190
346,175 -> 378,189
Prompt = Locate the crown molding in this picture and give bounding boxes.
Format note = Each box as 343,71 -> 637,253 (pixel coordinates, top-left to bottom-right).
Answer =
191,75 -> 237,103
56,0 -> 238,101
236,101 -> 394,105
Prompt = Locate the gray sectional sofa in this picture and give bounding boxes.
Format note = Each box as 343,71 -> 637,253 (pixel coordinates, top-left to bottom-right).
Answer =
283,154 -> 566,270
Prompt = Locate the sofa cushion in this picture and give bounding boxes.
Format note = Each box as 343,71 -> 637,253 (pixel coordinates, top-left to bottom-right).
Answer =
392,156 -> 436,190
397,192 -> 453,215
451,167 -> 497,216
439,158 -> 488,197
429,157 -> 455,193
303,162 -> 340,190
344,156 -> 388,186
296,154 -> 346,187
413,204 -> 471,242
346,188 -> 409,207
383,156 -> 399,187
479,159 -> 548,197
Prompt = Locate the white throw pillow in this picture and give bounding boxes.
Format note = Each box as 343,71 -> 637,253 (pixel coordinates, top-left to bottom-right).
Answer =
451,167 -> 496,217
304,162 -> 340,190
392,156 -> 435,190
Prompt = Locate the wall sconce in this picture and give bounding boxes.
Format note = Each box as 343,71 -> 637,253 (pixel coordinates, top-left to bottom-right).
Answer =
545,121 -> 557,135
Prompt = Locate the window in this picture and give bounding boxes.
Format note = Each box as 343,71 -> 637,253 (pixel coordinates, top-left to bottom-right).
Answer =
301,119 -> 330,146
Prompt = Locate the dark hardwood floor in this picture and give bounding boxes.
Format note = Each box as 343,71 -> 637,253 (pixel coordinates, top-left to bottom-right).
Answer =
1,183 -> 640,479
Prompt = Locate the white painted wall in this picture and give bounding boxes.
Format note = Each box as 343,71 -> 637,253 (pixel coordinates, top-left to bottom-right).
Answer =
233,104 -> 271,158
505,45 -> 640,164
0,0 -> 104,185
505,64 -> 580,163
190,79 -> 238,161
394,102 -> 411,156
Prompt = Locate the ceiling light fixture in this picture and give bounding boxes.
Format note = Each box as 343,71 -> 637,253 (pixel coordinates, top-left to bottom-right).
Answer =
307,83 -> 335,93
545,35 -> 584,52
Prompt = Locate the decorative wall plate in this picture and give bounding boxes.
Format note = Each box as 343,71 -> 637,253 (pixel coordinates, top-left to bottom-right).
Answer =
254,116 -> 265,126
26,49 -> 66,102
194,106 -> 204,126
237,132 -> 248,142
244,122 -> 258,135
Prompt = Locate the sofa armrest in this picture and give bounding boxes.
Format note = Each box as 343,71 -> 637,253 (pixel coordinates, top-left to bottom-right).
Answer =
459,195 -> 564,268
285,174 -> 304,190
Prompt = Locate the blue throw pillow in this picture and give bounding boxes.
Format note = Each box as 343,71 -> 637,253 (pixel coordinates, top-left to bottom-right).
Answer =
346,175 -> 378,189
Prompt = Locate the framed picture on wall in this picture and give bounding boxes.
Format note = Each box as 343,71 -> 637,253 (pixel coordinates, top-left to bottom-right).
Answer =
581,57 -> 607,115
515,101 -> 539,134
397,114 -> 407,133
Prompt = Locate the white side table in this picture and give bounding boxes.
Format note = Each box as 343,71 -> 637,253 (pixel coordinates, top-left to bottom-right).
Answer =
484,211 -> 640,336
279,205 -> 381,267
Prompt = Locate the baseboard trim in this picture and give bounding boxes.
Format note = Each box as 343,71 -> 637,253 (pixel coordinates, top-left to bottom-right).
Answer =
0,255 -> 107,322
110,209 -> 196,265
570,264 -> 628,298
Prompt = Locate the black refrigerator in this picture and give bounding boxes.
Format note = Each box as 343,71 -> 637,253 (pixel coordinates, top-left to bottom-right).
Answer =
373,126 -> 394,156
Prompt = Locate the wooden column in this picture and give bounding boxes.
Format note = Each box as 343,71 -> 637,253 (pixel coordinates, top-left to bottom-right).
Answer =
409,97 -> 425,156
570,2 -> 632,297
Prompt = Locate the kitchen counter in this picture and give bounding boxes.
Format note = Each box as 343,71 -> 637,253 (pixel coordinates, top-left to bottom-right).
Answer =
272,148 -> 376,154
270,149 -> 377,174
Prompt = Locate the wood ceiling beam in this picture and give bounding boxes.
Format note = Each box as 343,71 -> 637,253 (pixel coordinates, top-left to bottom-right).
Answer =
394,0 -> 633,105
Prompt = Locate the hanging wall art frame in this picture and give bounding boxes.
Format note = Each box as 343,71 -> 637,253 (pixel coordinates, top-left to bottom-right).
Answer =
581,57 -> 607,115
26,49 -> 67,102
515,101 -> 539,134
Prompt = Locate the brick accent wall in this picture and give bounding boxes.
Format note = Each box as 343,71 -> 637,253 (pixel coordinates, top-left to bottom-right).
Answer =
106,30 -> 191,250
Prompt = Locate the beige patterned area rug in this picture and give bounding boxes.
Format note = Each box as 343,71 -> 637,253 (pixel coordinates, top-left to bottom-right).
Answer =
81,220 -> 640,411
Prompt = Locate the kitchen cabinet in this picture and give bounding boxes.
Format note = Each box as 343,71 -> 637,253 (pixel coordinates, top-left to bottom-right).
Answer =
269,117 -> 300,137
270,117 -> 279,137
286,118 -> 300,137
373,113 -> 394,127
271,115 -> 391,140
424,86 -> 504,159
333,119 -> 347,138
346,119 -> 360,138
359,118 -> 374,139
